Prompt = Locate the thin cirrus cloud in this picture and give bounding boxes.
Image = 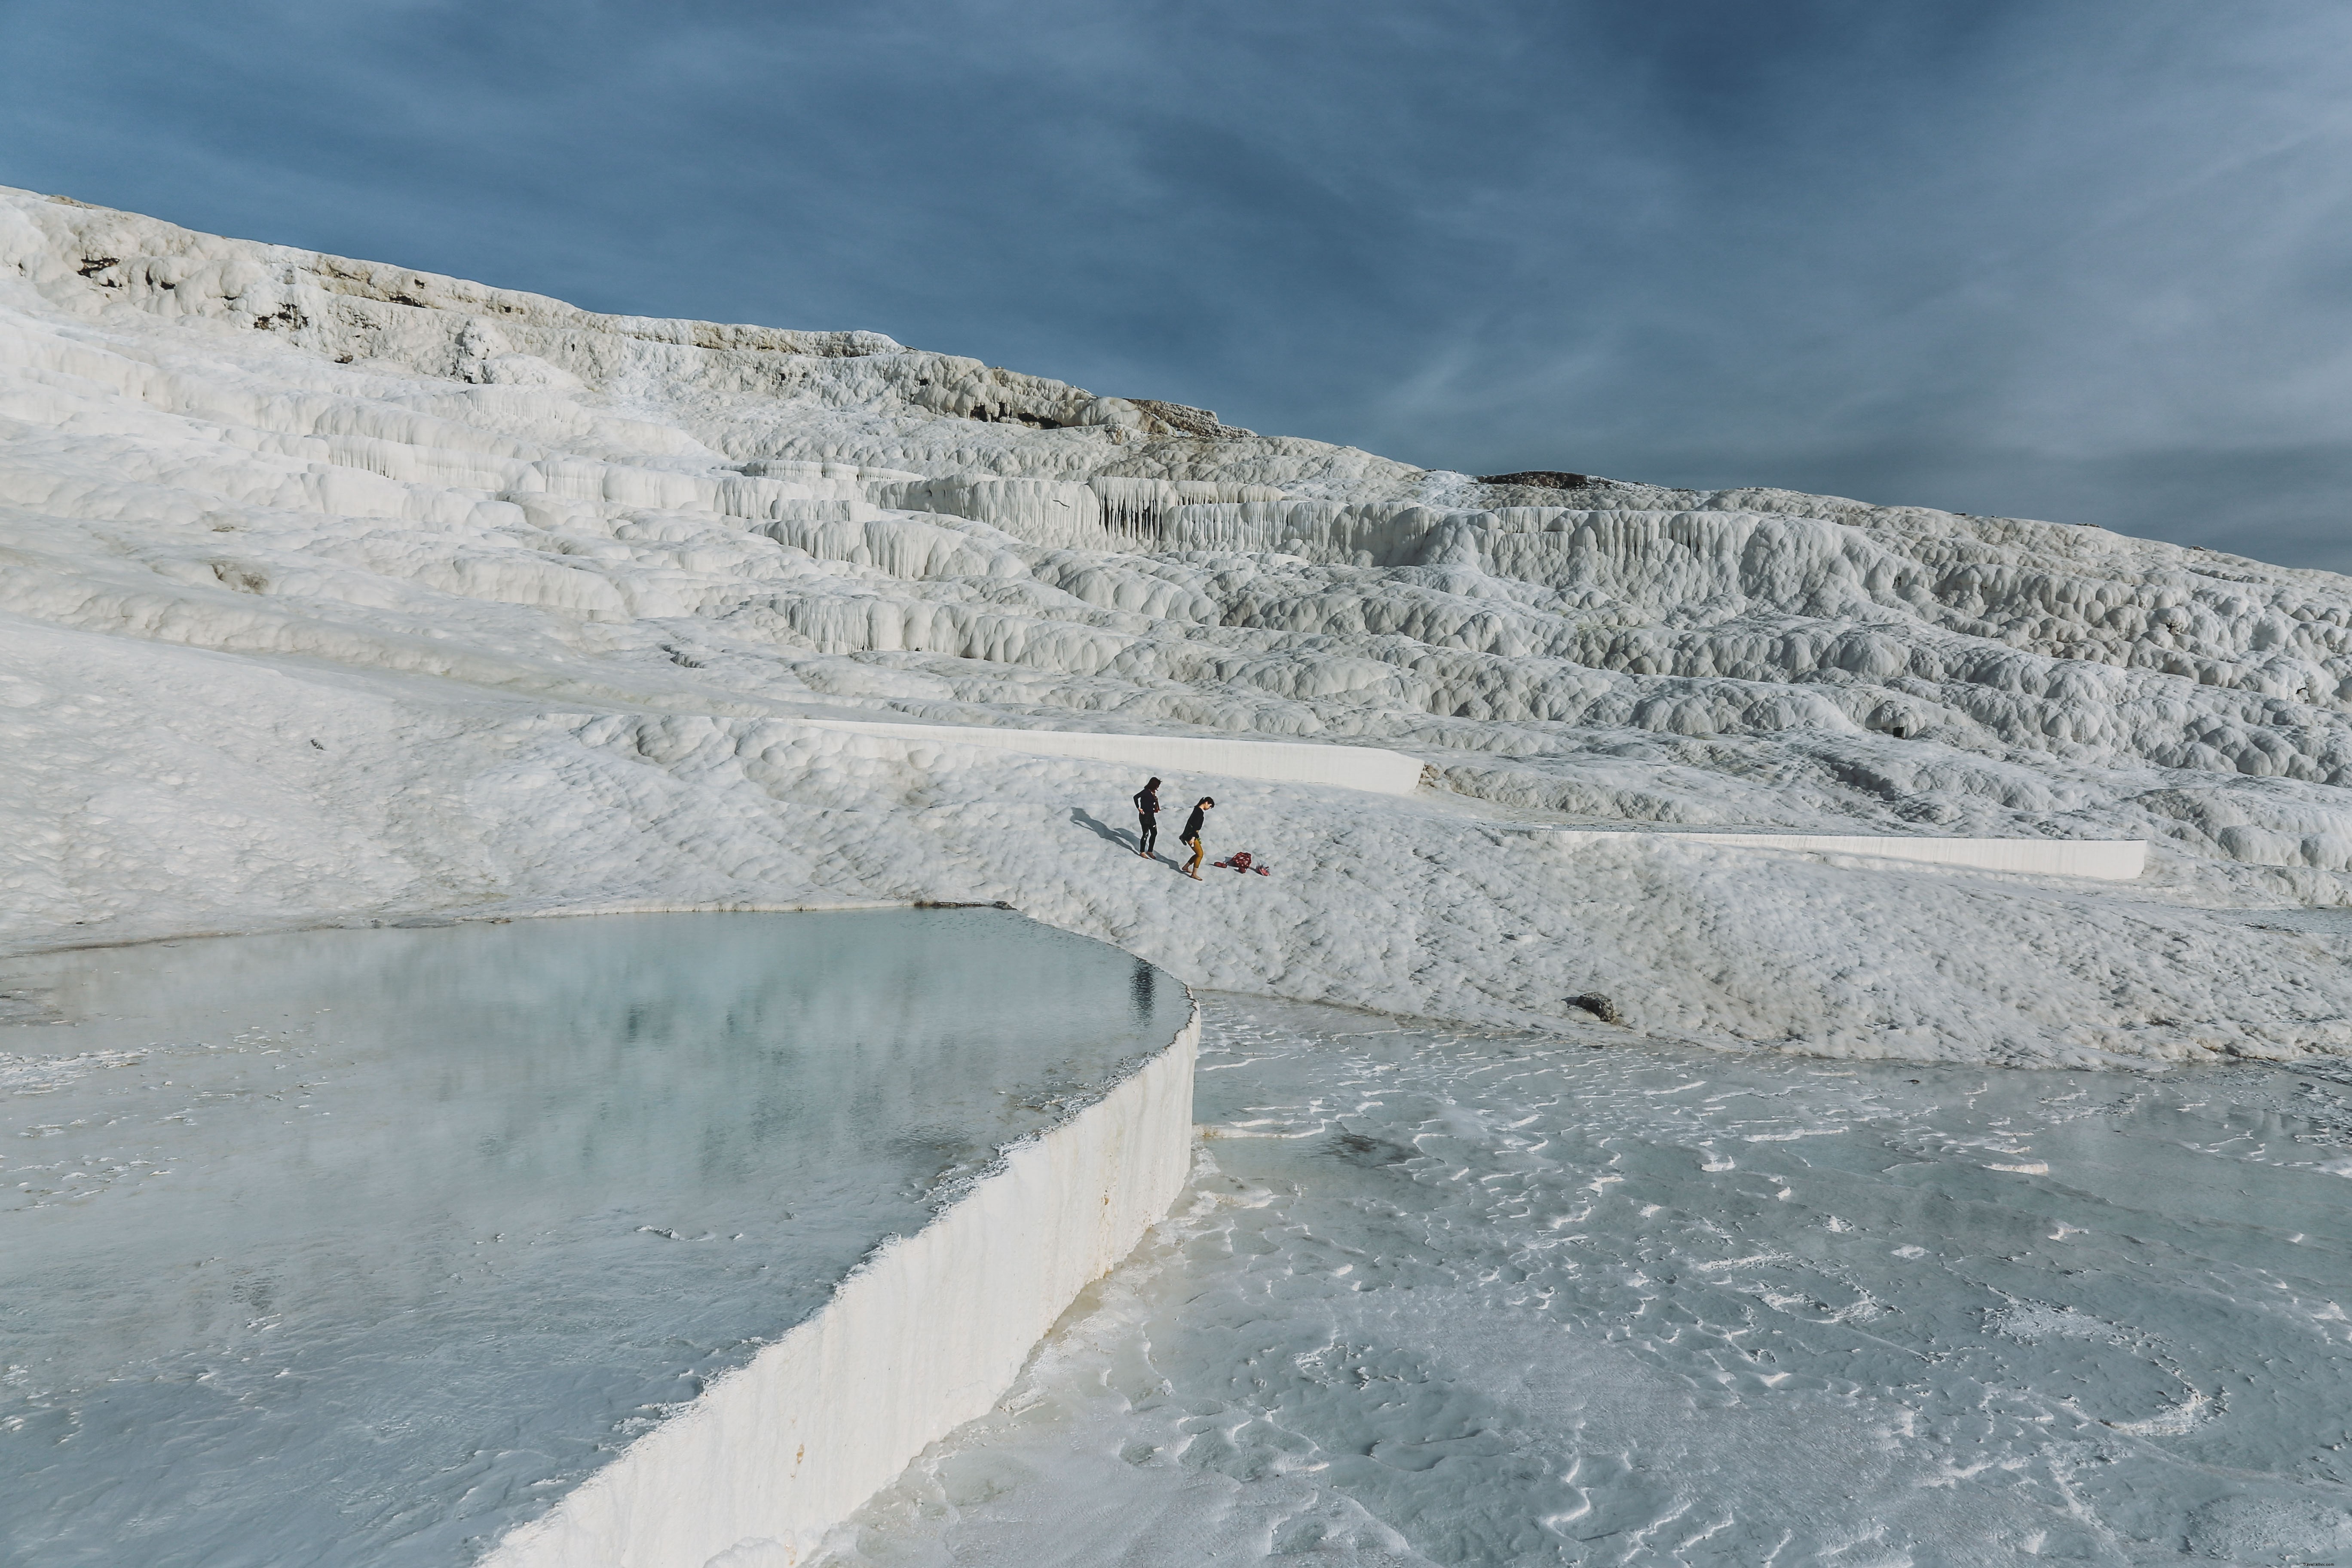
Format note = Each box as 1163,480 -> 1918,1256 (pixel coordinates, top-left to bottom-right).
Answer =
4,0 -> 2350,567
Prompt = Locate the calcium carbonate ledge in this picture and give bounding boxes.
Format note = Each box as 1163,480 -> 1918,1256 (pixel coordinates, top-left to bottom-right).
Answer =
1536,827 -> 2146,881
487,1002 -> 1201,1568
807,718 -> 1426,795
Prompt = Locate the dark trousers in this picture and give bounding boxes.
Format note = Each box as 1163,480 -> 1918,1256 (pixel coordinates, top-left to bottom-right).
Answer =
1138,813 -> 1158,854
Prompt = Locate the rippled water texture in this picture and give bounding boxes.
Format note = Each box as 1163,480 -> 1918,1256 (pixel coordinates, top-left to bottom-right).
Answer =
822,997 -> 2352,1568
0,910 -> 1191,1566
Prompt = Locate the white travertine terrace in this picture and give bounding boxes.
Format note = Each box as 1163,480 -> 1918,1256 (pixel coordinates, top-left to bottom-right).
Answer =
0,908 -> 1200,1565
488,1010 -> 1201,1568
8,183 -> 2352,1064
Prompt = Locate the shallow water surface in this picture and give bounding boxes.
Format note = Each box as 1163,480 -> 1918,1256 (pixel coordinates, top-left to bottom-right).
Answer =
820,996 -> 2352,1568
0,910 -> 1190,1566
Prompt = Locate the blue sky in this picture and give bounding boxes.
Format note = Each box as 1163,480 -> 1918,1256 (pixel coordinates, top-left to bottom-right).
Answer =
6,1 -> 2352,567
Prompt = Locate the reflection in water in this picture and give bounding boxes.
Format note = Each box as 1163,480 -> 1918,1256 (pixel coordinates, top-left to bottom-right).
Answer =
0,910 -> 1189,1568
1130,959 -> 1159,1025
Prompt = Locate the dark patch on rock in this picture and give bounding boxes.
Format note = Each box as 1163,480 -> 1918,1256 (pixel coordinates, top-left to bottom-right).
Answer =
1565,993 -> 1622,1025
1323,1130 -> 1415,1168
1479,471 -> 1590,490
1128,399 -> 1257,440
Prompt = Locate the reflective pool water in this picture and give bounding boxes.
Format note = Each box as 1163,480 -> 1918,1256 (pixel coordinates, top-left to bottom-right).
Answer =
0,910 -> 1191,1567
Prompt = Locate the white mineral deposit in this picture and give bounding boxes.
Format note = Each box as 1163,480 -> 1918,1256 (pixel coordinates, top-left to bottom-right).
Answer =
6,185 -> 2352,1564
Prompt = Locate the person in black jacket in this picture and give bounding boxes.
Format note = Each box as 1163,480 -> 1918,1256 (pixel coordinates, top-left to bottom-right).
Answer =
1179,796 -> 1214,879
1132,777 -> 1162,858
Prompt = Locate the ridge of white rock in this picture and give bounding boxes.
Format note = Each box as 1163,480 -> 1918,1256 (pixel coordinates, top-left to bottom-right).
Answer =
8,184 -> 2352,1063
803,719 -> 1427,795
1534,827 -> 2147,880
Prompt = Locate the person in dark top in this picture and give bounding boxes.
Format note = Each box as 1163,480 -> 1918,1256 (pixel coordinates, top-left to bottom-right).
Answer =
1179,796 -> 1214,879
1133,777 -> 1162,858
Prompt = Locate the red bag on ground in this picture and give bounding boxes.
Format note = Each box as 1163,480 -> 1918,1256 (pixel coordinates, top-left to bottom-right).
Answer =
1230,851 -> 1253,870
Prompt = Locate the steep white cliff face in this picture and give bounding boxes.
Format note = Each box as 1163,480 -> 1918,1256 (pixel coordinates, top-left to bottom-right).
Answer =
9,184 -> 2352,1065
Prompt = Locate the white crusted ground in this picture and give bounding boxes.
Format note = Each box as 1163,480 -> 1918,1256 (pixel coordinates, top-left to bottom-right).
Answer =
808,996 -> 2352,1568
10,184 -> 2352,1066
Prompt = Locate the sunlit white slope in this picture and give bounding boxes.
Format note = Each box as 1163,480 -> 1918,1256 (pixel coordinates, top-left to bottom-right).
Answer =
8,183 -> 2352,1064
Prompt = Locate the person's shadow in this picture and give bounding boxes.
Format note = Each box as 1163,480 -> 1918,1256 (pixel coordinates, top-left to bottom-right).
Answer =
1072,808 -> 1163,864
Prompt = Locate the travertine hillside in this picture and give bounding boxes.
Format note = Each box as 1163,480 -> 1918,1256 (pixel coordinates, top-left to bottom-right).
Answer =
10,184 -> 2352,1064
